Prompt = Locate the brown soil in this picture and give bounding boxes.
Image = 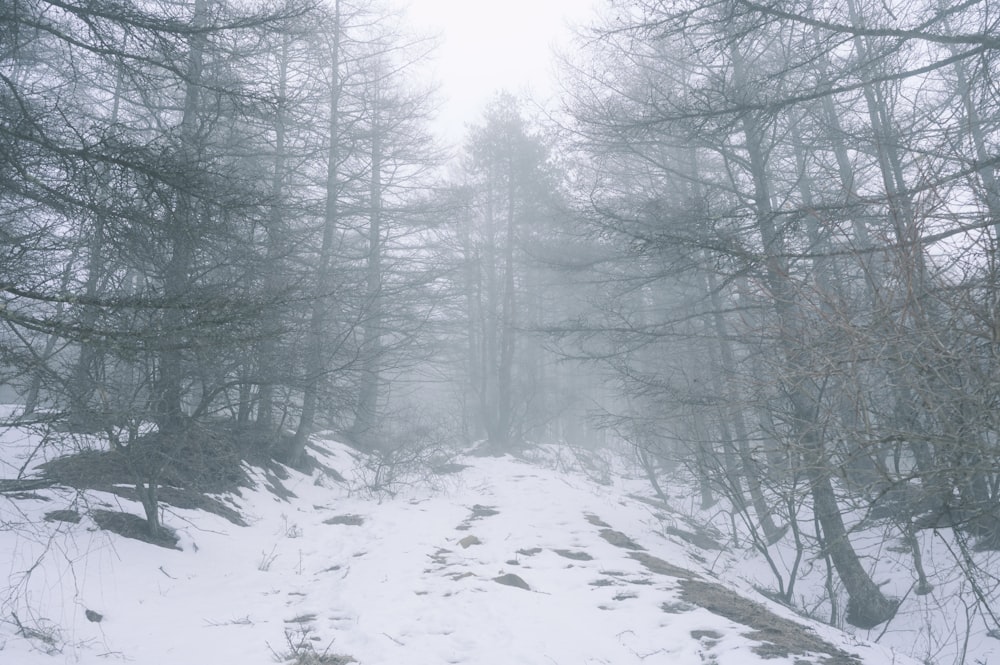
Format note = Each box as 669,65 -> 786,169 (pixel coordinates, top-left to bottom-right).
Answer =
663,525 -> 723,551
590,512 -> 858,665
629,551 -> 699,579
324,514 -> 365,526
457,504 -> 499,531
38,421 -> 288,527
598,528 -> 644,551
584,513 -> 611,528
91,510 -> 180,549
44,509 -> 81,523
553,549 -> 593,561
679,579 -> 862,665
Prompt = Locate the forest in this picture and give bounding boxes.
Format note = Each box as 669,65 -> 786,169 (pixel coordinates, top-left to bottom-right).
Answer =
3,0 -> 1000,661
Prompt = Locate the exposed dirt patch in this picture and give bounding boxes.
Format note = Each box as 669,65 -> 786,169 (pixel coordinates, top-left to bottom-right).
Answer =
553,548 -> 593,561
584,513 -> 611,528
432,463 -> 469,475
456,504 -> 499,531
679,579 -> 862,665
628,494 -> 671,511
41,449 -> 124,490
5,491 -> 50,501
262,461 -> 297,501
585,513 -> 646,550
39,421 -> 271,526
324,514 -> 365,526
0,478 -> 54,493
661,600 -> 696,614
598,570 -> 657,588
44,509 -> 80,523
43,423 -> 252,495
109,485 -> 245,526
626,498 -> 730,548
428,548 -> 451,566
285,613 -> 318,624
629,551 -> 699,579
598,528 -> 644,550
90,510 -> 180,550
304,441 -> 347,482
470,504 -> 499,519
663,525 -> 723,551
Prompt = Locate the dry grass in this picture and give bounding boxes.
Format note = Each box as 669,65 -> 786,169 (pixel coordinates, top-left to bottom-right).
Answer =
678,579 -> 861,665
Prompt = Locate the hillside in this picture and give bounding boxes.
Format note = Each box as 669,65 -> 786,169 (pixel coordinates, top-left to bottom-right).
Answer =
0,425 -> 925,665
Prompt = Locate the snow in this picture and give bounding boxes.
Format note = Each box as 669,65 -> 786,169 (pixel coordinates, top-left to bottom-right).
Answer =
690,483 -> 1000,665
0,423 -> 931,664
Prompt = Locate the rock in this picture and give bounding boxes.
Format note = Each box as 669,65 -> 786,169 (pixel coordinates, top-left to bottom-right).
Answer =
553,548 -> 593,561
493,573 -> 530,591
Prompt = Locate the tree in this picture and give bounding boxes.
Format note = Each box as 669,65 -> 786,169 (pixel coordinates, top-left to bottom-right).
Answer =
558,0 -> 945,627
345,22 -> 441,446
1,0 -> 312,534
451,93 -> 563,451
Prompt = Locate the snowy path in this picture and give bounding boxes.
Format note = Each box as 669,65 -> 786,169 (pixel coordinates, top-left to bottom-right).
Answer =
292,463 -> 709,665
2,440 -> 912,665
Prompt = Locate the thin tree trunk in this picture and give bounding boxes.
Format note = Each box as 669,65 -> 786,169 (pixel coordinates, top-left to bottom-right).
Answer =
495,155 -> 517,450
156,0 -> 209,432
461,203 -> 483,441
256,34 -> 291,433
688,137 -> 783,542
732,42 -> 897,627
482,169 -> 501,447
351,76 -> 384,443
705,270 -> 784,544
289,3 -> 340,466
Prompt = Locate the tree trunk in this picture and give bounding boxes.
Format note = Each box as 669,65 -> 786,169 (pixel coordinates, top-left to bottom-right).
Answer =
256,34 -> 291,433
289,3 -> 340,466
351,77 -> 384,444
732,42 -> 897,627
156,0 -> 209,432
495,154 -> 518,450
482,168 -> 501,447
706,270 -> 784,544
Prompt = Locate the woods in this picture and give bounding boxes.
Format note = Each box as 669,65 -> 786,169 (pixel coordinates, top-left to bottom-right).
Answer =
3,0 -> 1000,661
560,0 -> 1000,639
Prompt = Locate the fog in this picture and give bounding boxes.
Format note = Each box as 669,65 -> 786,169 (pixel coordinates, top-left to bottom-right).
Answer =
2,1 -> 1000,663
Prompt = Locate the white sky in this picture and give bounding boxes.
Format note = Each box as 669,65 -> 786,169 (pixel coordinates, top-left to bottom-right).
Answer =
403,0 -> 602,145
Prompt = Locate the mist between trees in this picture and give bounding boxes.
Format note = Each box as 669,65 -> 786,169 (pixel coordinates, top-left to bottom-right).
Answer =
2,0 -> 1000,658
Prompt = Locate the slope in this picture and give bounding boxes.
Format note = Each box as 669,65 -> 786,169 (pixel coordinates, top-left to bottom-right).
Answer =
1,428 -> 916,665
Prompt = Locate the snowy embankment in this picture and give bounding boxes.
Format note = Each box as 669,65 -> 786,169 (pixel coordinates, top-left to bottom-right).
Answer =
2,425 -> 917,665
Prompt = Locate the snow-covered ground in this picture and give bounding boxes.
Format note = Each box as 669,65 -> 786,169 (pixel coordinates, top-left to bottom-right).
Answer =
0,420 -> 961,664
